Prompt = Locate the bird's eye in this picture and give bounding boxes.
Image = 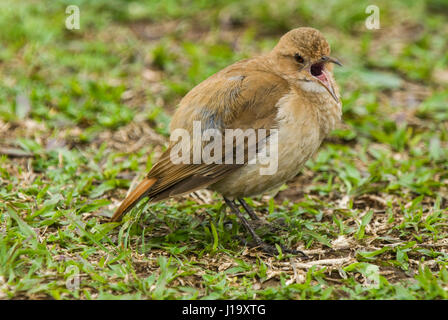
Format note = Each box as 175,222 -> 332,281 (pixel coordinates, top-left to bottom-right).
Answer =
294,54 -> 304,64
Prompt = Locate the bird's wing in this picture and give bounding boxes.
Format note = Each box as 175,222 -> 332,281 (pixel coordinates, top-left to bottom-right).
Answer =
112,64 -> 289,221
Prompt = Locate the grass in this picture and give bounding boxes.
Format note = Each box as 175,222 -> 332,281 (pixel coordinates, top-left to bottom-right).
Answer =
0,0 -> 448,299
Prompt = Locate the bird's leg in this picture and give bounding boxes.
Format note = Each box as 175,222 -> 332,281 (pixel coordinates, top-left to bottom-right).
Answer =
238,198 -> 260,220
224,197 -> 263,244
224,197 -> 306,257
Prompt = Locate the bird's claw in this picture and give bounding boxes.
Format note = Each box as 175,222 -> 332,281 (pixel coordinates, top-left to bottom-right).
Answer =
253,240 -> 308,258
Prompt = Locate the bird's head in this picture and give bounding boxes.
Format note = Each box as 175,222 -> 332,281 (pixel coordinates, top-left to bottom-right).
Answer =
269,27 -> 342,103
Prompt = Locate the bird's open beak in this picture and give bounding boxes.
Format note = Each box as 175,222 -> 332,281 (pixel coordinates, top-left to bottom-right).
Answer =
323,56 -> 343,67
309,56 -> 342,103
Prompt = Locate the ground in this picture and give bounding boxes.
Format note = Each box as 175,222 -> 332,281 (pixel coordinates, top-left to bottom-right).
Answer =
0,0 -> 447,299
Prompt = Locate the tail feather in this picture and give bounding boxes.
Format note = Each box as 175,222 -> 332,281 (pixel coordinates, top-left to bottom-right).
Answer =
111,177 -> 157,222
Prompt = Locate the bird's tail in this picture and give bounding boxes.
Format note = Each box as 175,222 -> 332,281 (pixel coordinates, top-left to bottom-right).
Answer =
111,177 -> 157,222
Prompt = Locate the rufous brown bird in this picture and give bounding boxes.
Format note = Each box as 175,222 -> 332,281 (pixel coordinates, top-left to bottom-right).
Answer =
112,27 -> 342,255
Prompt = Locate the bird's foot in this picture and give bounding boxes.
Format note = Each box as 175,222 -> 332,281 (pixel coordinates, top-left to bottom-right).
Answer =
246,217 -> 289,235
224,197 -> 307,257
238,199 -> 290,233
251,238 -> 308,257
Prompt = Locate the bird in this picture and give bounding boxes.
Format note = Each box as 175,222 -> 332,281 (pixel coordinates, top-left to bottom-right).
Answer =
111,27 -> 342,255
